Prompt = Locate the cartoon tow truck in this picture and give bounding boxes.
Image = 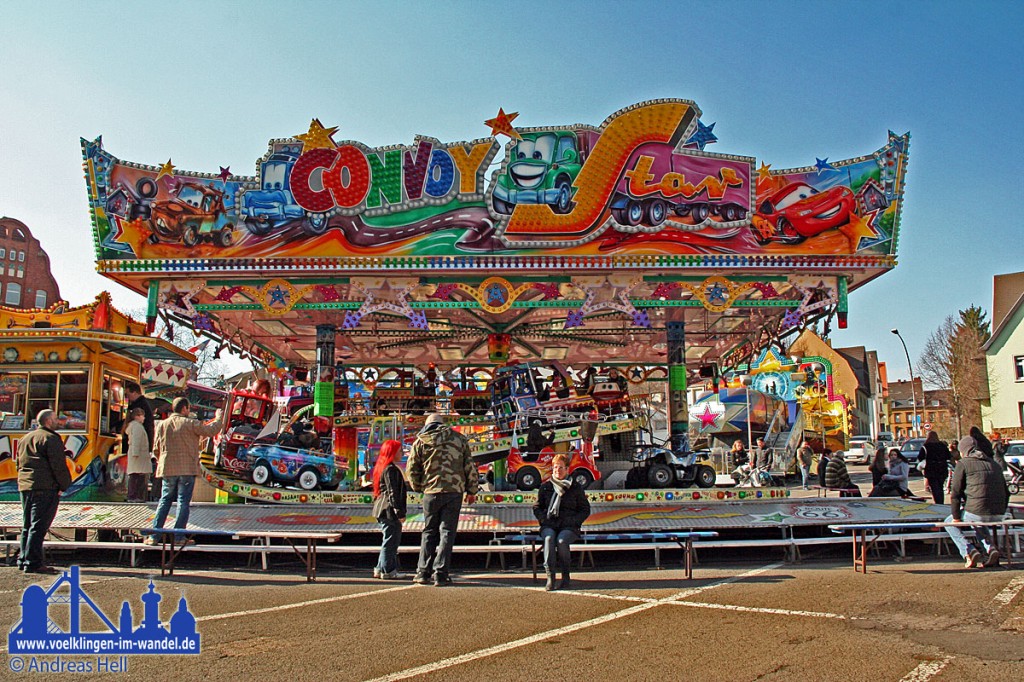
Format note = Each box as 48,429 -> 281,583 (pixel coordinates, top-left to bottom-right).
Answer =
491,131 -> 589,215
148,180 -> 236,247
240,142 -> 330,237
749,182 -> 855,244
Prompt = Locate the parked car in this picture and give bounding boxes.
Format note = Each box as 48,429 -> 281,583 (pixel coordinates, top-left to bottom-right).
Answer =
1005,440 -> 1024,467
899,437 -> 927,475
843,437 -> 875,465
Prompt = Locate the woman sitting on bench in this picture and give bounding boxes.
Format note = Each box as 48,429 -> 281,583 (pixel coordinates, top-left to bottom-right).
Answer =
870,451 -> 910,497
533,454 -> 591,591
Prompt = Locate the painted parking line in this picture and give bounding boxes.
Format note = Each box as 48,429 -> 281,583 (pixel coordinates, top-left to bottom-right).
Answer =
667,600 -> 854,620
365,563 -> 782,682
899,656 -> 953,682
993,575 -> 1024,607
195,584 -> 417,623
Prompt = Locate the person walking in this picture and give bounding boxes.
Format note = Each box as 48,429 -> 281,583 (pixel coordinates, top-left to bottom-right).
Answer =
371,439 -> 407,580
797,441 -> 814,490
146,398 -> 221,544
920,431 -> 952,504
17,410 -> 72,574
124,407 -> 151,502
944,436 -> 1010,568
123,381 -> 157,501
869,444 -> 889,488
407,413 -> 478,587
534,453 -> 591,591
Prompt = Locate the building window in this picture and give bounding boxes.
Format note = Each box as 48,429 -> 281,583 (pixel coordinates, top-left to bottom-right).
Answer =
1019,402 -> 1024,427
1015,356 -> 1024,382
16,266 -> 23,279
894,414 -> 901,424
0,248 -> 5,259
6,267 -> 13,277
8,251 -> 14,261
34,290 -> 46,308
17,251 -> 24,262
5,283 -> 20,306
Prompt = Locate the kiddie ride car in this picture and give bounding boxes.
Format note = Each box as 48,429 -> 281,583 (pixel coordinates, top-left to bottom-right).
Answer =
625,436 -> 717,489
506,442 -> 601,491
148,180 -> 236,247
210,390 -> 343,491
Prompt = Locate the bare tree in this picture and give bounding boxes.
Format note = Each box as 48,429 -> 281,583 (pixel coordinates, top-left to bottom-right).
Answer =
918,311 -> 989,438
125,307 -> 230,386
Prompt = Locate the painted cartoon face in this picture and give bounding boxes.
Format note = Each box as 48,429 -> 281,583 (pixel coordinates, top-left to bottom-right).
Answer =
509,134 -> 557,189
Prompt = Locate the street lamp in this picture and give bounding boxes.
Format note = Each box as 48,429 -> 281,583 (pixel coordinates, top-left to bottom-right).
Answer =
891,328 -> 920,437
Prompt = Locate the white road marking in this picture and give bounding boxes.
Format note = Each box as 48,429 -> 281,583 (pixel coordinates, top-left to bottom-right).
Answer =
195,584 -> 417,623
365,563 -> 782,682
899,656 -> 953,682
667,600 -> 854,620
993,575 -> 1024,606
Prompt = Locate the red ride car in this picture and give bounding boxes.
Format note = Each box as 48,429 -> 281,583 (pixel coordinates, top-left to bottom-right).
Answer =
751,182 -> 855,244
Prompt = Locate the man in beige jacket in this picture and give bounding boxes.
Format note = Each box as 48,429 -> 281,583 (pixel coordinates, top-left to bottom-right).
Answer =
146,397 -> 221,544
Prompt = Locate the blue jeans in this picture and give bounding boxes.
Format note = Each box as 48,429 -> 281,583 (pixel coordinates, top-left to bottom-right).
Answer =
541,527 -> 578,573
944,512 -> 1002,558
416,492 -> 462,579
20,490 -> 61,570
376,514 -> 402,575
799,465 -> 811,488
152,475 -> 196,529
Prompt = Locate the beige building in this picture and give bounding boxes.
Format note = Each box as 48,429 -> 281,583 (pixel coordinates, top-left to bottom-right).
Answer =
981,271 -> 1024,438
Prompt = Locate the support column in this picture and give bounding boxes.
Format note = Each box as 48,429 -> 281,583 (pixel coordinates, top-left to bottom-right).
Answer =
146,280 -> 159,335
666,320 -> 689,452
313,324 -> 336,418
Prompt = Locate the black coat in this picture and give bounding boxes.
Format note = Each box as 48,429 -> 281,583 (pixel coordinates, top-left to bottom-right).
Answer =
533,480 -> 590,532
372,463 -> 408,521
921,441 -> 951,481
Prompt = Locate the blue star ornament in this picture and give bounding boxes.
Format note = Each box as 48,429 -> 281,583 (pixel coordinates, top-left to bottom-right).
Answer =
686,120 -> 717,150
814,157 -> 838,175
268,286 -> 288,305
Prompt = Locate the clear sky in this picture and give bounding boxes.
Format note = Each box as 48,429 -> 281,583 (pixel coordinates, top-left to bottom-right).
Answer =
0,0 -> 1020,381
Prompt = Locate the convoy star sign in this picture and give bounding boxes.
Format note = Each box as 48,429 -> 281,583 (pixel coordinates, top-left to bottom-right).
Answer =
82,99 -> 909,262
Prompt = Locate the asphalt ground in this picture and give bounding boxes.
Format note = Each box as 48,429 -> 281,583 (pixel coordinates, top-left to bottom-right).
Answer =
1,543 -> 1022,682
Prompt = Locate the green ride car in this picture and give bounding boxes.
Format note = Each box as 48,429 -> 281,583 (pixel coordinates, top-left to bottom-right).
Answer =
492,130 -> 584,214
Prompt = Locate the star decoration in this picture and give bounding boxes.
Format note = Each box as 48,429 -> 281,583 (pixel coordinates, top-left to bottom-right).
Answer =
268,286 -> 289,305
887,130 -> 908,154
531,282 -> 561,300
192,313 -> 214,332
696,404 -> 720,430
214,286 -> 243,302
630,366 -> 645,380
652,282 -> 681,299
814,157 -> 838,174
431,283 -> 458,300
838,211 -> 880,252
315,284 -> 340,302
564,309 -> 585,328
296,118 -> 338,152
705,283 -> 728,305
157,159 -> 176,180
342,311 -> 362,329
361,367 -> 378,383
685,120 -> 717,150
408,310 -> 429,330
781,309 -> 802,329
631,309 -> 651,328
750,282 -> 780,298
218,166 -> 231,182
753,512 -> 791,524
484,108 -> 522,140
756,162 -> 773,181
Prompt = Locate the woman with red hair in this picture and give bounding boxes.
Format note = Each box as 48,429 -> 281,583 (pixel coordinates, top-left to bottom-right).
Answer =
372,439 -> 407,579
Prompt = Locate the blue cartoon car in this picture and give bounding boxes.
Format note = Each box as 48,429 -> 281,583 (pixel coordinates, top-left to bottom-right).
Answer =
234,444 -> 344,491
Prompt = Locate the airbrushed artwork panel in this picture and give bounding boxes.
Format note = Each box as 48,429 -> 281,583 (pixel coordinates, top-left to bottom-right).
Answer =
82,99 -> 908,262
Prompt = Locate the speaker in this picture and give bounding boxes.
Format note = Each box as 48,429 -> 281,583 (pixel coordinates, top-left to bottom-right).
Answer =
292,367 -> 309,382
698,364 -> 717,379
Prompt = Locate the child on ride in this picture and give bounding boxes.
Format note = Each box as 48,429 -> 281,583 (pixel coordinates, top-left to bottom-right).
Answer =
372,440 -> 408,579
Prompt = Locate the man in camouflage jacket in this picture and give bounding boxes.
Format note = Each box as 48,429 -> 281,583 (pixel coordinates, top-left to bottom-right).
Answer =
407,413 -> 478,586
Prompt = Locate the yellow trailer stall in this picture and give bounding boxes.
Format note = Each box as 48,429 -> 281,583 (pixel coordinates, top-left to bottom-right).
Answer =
0,293 -> 194,501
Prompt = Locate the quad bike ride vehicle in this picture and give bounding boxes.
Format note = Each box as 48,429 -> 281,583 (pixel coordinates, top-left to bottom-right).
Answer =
625,434 -> 716,489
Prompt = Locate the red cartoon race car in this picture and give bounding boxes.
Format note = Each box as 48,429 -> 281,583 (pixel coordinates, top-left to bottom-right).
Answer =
750,182 -> 855,244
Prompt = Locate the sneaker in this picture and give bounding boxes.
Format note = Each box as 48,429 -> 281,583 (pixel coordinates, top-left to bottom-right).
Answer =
984,549 -> 1002,568
380,570 -> 401,580
23,565 -> 59,575
965,549 -> 983,568
373,568 -> 382,579
433,575 -> 453,587
413,574 -> 432,585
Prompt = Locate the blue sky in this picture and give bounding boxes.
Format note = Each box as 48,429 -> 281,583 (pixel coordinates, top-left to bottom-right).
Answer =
1,0 -> 1020,381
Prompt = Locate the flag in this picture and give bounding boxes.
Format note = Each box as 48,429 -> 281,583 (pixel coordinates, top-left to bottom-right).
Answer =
187,339 -> 211,355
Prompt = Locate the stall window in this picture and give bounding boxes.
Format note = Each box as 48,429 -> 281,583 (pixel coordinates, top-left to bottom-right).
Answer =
26,372 -> 58,427
100,374 -> 127,436
55,371 -> 88,431
0,372 -> 29,430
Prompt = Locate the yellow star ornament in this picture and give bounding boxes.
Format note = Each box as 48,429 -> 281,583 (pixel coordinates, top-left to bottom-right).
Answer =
156,159 -> 176,180
485,108 -> 522,140
296,118 -> 339,152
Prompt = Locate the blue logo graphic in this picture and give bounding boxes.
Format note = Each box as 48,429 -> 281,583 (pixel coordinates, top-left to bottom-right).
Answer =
8,566 -> 200,656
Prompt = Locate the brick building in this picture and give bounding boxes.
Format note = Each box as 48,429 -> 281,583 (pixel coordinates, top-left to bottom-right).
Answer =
0,217 -> 61,309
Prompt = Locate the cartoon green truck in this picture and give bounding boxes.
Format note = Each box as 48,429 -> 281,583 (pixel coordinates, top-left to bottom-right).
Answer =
491,130 -> 592,214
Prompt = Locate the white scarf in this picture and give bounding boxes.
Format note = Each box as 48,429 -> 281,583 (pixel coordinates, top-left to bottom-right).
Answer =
547,476 -> 570,517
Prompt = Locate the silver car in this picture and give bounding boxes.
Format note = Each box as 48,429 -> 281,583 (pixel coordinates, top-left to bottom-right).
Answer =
843,437 -> 875,465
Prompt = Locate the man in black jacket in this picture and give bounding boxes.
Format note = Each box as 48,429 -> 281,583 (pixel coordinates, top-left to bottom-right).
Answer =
944,436 -> 1010,568
533,454 -> 590,590
17,410 -> 72,574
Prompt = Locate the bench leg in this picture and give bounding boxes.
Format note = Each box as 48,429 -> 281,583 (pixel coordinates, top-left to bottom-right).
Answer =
684,538 -> 693,580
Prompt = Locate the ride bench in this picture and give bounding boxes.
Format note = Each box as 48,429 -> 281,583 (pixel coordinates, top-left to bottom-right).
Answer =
828,519 -> 1024,573
503,531 -> 718,581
